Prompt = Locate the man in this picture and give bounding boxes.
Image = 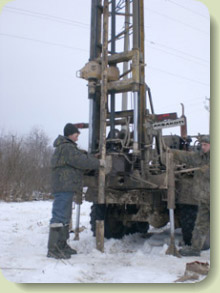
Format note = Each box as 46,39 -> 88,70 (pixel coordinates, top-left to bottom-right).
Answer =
47,123 -> 100,259
172,135 -> 210,256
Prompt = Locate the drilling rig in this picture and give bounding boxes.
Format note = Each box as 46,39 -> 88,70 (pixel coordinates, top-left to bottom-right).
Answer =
77,0 -> 201,255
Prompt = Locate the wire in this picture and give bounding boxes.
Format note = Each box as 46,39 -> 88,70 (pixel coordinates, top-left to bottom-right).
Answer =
157,97 -> 206,111
3,6 -> 90,29
146,39 -> 209,64
147,65 -> 210,87
159,103 -> 209,114
0,32 -> 209,87
3,5 -> 209,64
164,0 -> 209,20
0,32 -> 89,53
146,41 -> 209,67
145,7 -> 209,35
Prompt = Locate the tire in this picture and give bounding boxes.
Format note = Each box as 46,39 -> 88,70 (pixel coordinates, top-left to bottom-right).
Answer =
90,204 -> 125,239
124,221 -> 149,235
135,222 -> 149,234
90,204 -> 98,237
90,204 -> 150,239
179,204 -> 198,245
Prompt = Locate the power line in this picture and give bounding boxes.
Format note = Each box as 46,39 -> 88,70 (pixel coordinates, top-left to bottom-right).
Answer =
147,65 -> 210,87
0,32 -> 89,53
3,6 -> 209,63
164,0 -> 209,20
146,39 -> 209,64
4,7 -> 209,65
146,41 -> 209,67
145,7 -> 209,35
3,6 -> 90,29
0,32 -> 209,87
5,5 -> 209,35
158,96 -> 207,109
157,97 -> 210,114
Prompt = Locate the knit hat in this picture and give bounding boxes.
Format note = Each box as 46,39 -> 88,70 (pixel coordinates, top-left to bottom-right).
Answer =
64,123 -> 80,137
200,135 -> 210,144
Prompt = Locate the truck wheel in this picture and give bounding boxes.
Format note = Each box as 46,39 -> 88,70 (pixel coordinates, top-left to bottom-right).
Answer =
125,222 -> 149,235
179,204 -> 198,245
90,203 -> 101,237
90,204 -> 125,239
135,222 -> 149,234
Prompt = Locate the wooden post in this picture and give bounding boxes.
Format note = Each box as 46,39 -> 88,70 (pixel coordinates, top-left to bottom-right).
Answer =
98,0 -> 108,204
96,0 -> 109,252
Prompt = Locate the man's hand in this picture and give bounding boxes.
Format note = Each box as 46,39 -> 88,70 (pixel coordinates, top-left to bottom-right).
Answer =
79,148 -> 88,155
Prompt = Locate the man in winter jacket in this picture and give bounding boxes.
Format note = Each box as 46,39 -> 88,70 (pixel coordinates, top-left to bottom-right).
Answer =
47,123 -> 100,259
172,135 -> 210,256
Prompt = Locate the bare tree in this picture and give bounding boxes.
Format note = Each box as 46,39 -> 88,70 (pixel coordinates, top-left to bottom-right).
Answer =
0,128 -> 53,201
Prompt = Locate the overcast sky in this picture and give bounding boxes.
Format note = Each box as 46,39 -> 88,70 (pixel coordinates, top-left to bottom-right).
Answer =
0,0 -> 210,149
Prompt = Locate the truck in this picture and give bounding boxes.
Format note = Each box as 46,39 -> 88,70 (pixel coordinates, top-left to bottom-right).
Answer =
75,0 -> 208,255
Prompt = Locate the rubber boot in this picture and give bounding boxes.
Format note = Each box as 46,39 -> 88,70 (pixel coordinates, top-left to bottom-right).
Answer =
179,231 -> 206,257
47,226 -> 71,259
179,246 -> 201,257
62,225 -> 77,255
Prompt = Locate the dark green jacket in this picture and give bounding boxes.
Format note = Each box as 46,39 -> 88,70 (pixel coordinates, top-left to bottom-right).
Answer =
51,135 -> 99,193
172,149 -> 210,203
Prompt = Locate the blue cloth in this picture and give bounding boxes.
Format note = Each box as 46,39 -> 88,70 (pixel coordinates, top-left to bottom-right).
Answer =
50,192 -> 74,225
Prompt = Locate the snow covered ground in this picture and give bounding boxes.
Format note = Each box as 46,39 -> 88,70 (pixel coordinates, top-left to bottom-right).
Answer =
0,200 -> 210,283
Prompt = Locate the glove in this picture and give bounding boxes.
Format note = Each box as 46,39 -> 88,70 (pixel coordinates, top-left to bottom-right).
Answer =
79,149 -> 88,155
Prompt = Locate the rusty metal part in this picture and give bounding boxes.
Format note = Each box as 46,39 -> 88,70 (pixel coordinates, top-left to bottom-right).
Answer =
180,103 -> 187,140
96,220 -> 104,252
166,152 -> 181,257
74,204 -> 81,241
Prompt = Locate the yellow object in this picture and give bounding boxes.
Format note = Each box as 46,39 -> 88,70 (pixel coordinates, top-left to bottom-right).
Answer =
0,0 -> 14,14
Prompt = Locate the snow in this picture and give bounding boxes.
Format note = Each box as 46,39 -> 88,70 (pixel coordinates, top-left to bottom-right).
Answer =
0,200 -> 210,283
